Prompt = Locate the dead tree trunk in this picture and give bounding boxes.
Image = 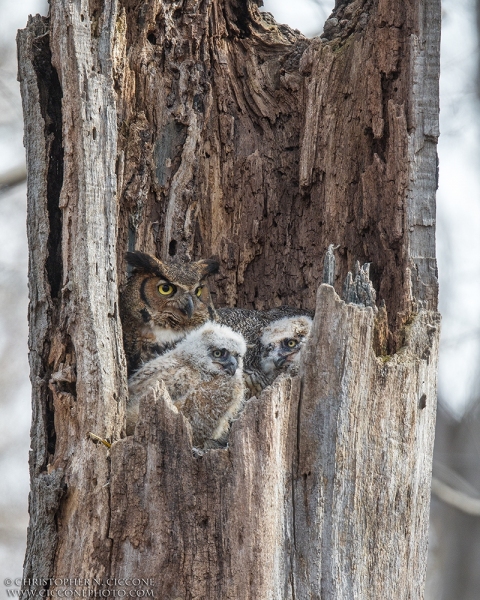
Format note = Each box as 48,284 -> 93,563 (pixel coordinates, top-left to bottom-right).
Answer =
18,0 -> 440,597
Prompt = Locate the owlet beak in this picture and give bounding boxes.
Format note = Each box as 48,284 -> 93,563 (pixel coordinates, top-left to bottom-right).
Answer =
224,355 -> 238,376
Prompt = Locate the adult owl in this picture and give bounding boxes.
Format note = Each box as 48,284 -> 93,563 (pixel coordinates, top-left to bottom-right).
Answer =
120,251 -> 219,374
126,322 -> 246,448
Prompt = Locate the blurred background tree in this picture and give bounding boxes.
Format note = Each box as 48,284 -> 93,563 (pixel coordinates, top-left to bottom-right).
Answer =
1,0 -> 479,594
424,2 -> 480,597
0,0 -> 47,579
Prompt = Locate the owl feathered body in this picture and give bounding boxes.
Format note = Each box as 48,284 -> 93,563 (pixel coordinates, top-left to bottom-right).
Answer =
216,306 -> 314,396
127,322 -> 246,448
120,251 -> 219,374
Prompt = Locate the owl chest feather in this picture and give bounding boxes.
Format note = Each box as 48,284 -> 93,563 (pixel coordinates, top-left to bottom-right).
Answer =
150,325 -> 186,346
177,375 -> 244,446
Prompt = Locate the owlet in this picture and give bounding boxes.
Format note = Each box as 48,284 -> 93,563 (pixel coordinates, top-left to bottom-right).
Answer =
127,322 -> 247,448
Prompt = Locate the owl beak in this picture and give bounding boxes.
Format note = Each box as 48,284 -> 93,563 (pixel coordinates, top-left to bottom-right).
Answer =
179,295 -> 194,318
223,355 -> 238,376
273,355 -> 287,368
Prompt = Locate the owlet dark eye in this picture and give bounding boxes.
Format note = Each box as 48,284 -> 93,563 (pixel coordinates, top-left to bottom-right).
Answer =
195,286 -> 203,297
287,339 -> 297,348
158,283 -> 175,296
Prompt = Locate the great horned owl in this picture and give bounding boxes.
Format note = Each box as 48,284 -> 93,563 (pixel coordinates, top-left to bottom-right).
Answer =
259,315 -> 313,379
126,322 -> 246,448
216,306 -> 314,396
120,251 -> 219,374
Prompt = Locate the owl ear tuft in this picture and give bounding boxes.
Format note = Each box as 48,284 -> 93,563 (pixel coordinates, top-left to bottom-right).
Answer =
125,251 -> 164,277
197,258 -> 220,278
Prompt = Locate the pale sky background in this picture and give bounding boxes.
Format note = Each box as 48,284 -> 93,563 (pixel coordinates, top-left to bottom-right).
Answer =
0,0 -> 478,582
435,0 -> 480,416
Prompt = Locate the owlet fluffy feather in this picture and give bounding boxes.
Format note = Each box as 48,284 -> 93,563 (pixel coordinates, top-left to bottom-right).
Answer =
217,306 -> 313,396
120,251 -> 219,374
126,322 -> 246,448
259,315 -> 313,379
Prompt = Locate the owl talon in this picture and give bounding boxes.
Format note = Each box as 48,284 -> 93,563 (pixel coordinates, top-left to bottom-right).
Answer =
288,363 -> 300,376
88,432 -> 112,449
192,447 -> 205,458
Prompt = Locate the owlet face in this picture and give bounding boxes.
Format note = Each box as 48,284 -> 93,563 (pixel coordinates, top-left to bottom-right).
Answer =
182,323 -> 247,377
208,347 -> 238,376
197,323 -> 247,376
260,316 -> 313,375
120,251 -> 219,372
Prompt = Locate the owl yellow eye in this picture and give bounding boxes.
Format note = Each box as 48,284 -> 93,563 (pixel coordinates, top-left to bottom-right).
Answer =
287,339 -> 297,348
195,286 -> 203,297
213,349 -> 223,358
158,283 -> 175,296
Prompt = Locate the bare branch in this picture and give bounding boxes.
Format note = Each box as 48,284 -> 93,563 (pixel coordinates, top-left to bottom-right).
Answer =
0,164 -> 27,193
432,477 -> 480,516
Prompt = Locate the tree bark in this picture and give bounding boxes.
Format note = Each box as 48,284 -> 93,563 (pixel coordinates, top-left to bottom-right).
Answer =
18,0 -> 440,597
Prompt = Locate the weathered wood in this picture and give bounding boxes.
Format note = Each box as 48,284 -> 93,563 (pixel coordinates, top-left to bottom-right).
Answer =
113,0 -> 440,349
110,377 -> 298,597
296,285 -> 439,598
18,17 -> 65,582
18,0 -> 440,596
107,285 -> 439,598
18,4 -> 127,584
